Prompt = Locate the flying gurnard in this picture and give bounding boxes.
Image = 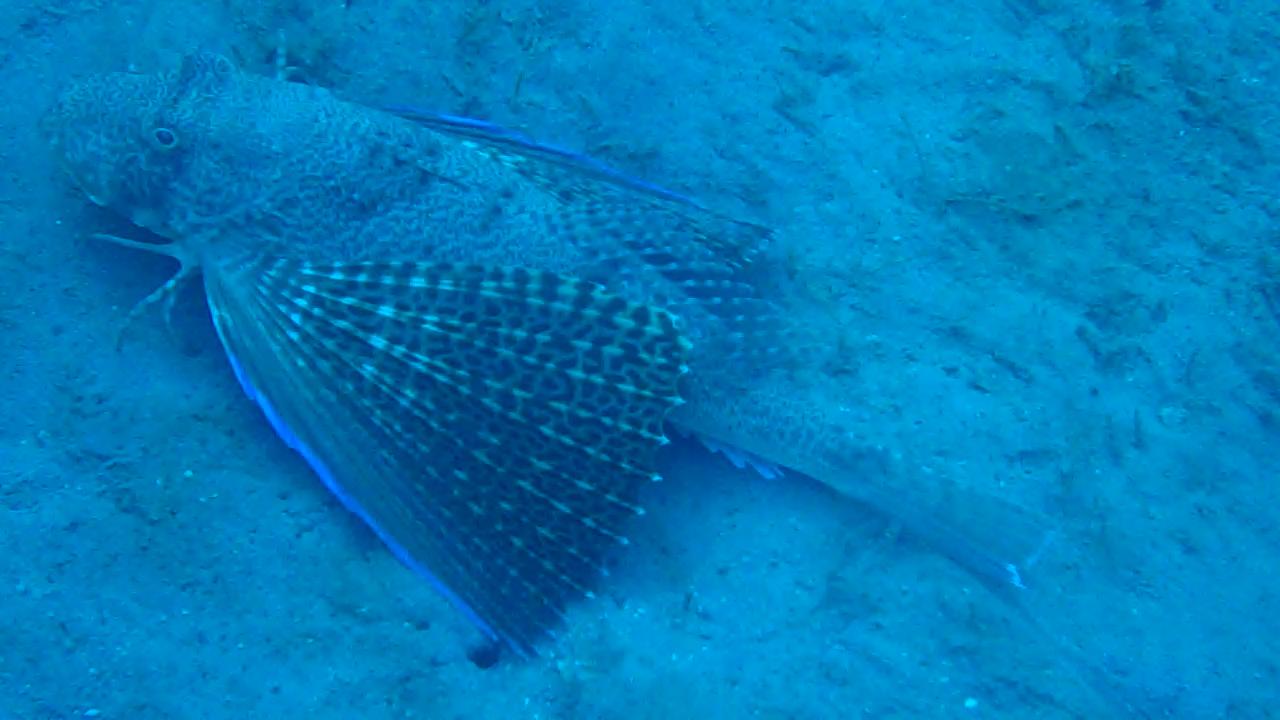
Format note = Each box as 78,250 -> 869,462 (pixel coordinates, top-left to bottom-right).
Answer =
43,51 -> 1052,657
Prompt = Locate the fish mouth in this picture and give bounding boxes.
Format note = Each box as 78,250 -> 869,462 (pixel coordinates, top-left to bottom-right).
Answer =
57,157 -> 116,211
44,97 -> 109,207
59,164 -> 110,207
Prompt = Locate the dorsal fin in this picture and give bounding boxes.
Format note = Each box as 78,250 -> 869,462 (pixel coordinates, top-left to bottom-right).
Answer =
385,106 -> 698,205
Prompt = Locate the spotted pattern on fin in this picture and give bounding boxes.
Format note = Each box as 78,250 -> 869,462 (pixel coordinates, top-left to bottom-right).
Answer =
386,103 -> 784,367
206,258 -> 689,654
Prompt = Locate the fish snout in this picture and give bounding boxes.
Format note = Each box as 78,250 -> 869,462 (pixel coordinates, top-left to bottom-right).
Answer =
45,72 -> 176,210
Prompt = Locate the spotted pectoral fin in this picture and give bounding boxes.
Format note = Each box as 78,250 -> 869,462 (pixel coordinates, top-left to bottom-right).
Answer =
203,256 -> 689,655
390,106 -> 792,369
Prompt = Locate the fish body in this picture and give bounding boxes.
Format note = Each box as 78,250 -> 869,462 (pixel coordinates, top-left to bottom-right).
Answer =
44,52 -> 1048,654
47,52 -> 771,351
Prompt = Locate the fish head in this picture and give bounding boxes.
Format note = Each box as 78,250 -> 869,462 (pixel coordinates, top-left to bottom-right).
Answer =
43,52 -> 241,238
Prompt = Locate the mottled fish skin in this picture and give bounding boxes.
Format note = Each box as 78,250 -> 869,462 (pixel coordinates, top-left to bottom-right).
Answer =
43,52 -> 775,365
41,50 -> 772,655
44,52 -> 1050,649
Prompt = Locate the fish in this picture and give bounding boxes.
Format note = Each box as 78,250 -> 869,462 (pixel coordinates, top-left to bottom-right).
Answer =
42,51 -> 1054,657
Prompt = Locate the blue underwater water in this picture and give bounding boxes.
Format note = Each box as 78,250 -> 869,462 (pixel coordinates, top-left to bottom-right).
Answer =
2,2 -> 1279,719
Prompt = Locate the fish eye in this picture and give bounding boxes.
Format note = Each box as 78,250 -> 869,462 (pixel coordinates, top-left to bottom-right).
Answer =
152,127 -> 178,149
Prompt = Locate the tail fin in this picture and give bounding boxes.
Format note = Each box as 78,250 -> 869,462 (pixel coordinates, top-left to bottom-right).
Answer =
792,444 -> 1058,593
846,461 -> 1165,717
854,476 -> 1057,592
204,256 -> 689,655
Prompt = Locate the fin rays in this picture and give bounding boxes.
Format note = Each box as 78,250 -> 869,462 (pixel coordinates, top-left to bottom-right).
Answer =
206,257 -> 688,655
274,269 -> 650,546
